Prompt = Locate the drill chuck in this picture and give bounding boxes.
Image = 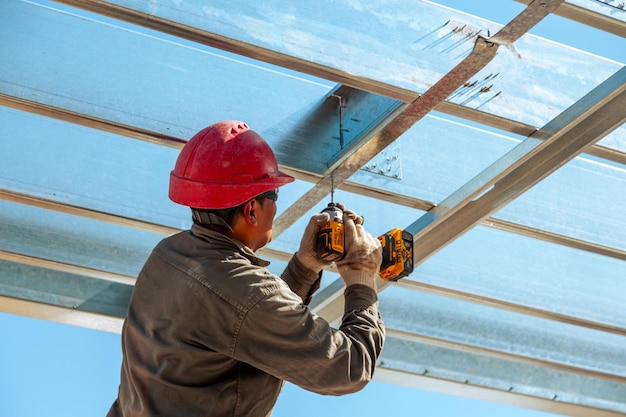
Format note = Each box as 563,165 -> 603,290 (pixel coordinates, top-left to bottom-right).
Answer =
316,203 -> 346,262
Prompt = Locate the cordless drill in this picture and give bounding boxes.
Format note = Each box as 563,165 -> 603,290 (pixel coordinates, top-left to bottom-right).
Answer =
316,203 -> 414,281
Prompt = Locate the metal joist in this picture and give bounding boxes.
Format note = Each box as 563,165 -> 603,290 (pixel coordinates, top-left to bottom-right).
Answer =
386,328 -> 626,385
395,279 -> 626,337
379,335 -> 626,416
0,295 -> 123,333
0,249 -> 136,286
375,367 -> 626,417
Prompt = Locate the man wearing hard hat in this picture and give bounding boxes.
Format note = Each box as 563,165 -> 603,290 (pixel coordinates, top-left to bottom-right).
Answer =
107,120 -> 385,417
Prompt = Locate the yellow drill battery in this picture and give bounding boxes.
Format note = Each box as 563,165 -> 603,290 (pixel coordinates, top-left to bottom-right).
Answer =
316,203 -> 345,262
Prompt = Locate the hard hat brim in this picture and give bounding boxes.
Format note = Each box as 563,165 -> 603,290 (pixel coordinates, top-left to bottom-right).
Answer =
169,169 -> 294,209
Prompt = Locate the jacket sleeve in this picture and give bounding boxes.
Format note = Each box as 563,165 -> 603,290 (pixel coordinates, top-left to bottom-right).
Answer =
280,254 -> 322,305
232,279 -> 385,396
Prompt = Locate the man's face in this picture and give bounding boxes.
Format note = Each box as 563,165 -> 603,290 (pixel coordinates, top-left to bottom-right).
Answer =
253,188 -> 279,249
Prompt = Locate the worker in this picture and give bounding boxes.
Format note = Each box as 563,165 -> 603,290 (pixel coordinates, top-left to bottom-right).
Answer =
107,120 -> 385,417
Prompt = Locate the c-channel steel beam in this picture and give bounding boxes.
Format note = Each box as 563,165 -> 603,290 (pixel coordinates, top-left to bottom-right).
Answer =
386,328 -> 626,385
375,368 -> 626,417
0,295 -> 123,333
408,65 -> 626,267
439,101 -> 626,166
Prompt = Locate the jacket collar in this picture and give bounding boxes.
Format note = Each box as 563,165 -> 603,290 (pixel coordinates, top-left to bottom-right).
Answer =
190,221 -> 271,267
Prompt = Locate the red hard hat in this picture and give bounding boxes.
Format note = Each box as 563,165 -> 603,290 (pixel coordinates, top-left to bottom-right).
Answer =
169,120 -> 294,209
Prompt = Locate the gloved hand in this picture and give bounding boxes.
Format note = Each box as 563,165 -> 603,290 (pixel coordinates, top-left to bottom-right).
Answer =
295,211 -> 334,274
294,204 -> 374,275
335,211 -> 382,290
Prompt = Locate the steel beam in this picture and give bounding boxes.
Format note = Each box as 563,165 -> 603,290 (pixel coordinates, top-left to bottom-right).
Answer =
272,35 -> 498,235
0,250 -> 136,286
387,328 -> 626,385
0,295 -> 123,333
375,367 -> 626,417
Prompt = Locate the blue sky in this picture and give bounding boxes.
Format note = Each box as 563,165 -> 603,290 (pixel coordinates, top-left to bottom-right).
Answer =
1,1 -> 624,417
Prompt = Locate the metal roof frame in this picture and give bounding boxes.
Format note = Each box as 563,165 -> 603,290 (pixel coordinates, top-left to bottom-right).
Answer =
1,0 -> 625,415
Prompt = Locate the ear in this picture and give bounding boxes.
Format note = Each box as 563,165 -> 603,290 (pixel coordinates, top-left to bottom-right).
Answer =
241,199 -> 258,225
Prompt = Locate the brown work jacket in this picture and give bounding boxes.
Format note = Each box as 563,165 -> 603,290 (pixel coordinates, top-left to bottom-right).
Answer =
107,221 -> 385,417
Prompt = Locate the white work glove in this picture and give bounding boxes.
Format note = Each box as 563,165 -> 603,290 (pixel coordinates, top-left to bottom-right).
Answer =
335,211 -> 382,290
295,212 -> 334,274
294,204 -> 363,273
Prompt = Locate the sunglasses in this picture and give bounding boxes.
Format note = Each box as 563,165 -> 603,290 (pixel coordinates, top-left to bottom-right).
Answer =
257,188 -> 279,202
